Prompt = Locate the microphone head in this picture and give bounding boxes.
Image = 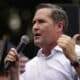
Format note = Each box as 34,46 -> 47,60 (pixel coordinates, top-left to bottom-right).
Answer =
21,35 -> 30,45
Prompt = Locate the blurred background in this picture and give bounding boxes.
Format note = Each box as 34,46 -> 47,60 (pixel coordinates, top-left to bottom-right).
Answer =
0,0 -> 80,75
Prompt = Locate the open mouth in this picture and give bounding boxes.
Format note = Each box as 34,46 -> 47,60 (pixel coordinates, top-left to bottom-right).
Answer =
34,33 -> 41,36
34,33 -> 41,38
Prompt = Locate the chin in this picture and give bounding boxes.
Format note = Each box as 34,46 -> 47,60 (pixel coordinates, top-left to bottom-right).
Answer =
34,41 -> 42,47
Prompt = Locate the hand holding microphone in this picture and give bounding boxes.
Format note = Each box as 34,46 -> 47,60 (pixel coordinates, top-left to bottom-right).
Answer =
4,35 -> 30,71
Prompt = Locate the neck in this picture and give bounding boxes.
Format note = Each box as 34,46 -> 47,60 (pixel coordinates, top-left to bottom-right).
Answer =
42,42 -> 57,56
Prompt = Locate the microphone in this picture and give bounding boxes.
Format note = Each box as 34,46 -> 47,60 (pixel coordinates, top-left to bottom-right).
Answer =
16,35 -> 30,53
4,35 -> 30,70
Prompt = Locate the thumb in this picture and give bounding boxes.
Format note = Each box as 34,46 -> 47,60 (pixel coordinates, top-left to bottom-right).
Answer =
72,34 -> 80,44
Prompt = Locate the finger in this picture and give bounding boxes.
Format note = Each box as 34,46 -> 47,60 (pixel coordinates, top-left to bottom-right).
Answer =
73,34 -> 80,40
57,36 -> 71,45
57,41 -> 65,48
4,50 -> 17,63
10,48 -> 19,60
10,48 -> 18,55
57,37 -> 74,50
4,55 -> 16,63
60,34 -> 71,40
8,51 -> 17,57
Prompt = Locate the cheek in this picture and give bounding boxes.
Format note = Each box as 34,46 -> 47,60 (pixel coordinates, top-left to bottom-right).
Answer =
42,29 -> 53,42
41,24 -> 55,38
42,29 -> 50,38
45,29 -> 57,42
44,28 -> 54,37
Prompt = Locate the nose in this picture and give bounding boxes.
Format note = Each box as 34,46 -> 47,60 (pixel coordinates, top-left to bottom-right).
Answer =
32,23 -> 39,32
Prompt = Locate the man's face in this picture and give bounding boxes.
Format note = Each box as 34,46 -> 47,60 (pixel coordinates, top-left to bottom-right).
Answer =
32,8 -> 61,47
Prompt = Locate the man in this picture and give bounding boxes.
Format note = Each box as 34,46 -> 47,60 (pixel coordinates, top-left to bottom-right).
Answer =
5,3 -> 80,80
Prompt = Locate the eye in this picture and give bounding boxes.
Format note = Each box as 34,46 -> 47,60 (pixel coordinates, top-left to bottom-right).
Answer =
32,20 -> 36,25
38,19 -> 45,24
32,19 -> 46,25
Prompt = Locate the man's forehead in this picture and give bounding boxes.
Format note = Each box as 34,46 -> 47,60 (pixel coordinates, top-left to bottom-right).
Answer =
33,8 -> 52,20
35,8 -> 52,14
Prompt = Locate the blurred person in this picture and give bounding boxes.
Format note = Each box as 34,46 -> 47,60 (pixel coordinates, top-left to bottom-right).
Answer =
19,55 -> 29,74
5,3 -> 80,80
0,39 -> 14,80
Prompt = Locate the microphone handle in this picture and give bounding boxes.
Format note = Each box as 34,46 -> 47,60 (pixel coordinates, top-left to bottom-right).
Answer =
4,61 -> 15,70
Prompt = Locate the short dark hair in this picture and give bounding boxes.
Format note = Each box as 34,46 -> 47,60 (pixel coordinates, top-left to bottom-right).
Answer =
35,3 -> 68,33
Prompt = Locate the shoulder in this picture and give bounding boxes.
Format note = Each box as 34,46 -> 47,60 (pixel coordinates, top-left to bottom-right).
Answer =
24,49 -> 42,68
25,56 -> 39,68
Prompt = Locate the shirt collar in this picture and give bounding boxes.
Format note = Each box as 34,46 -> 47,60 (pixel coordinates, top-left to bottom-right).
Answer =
37,45 -> 63,59
53,45 -> 63,52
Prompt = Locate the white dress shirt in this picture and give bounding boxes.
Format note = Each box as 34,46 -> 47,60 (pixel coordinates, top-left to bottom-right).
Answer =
20,45 -> 80,80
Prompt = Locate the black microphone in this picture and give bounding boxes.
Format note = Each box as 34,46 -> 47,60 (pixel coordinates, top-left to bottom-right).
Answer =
4,35 -> 30,70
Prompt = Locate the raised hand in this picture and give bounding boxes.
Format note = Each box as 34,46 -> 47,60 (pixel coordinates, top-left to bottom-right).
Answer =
57,34 -> 77,63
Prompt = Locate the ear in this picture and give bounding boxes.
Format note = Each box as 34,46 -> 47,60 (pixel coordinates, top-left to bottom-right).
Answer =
56,21 -> 64,32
